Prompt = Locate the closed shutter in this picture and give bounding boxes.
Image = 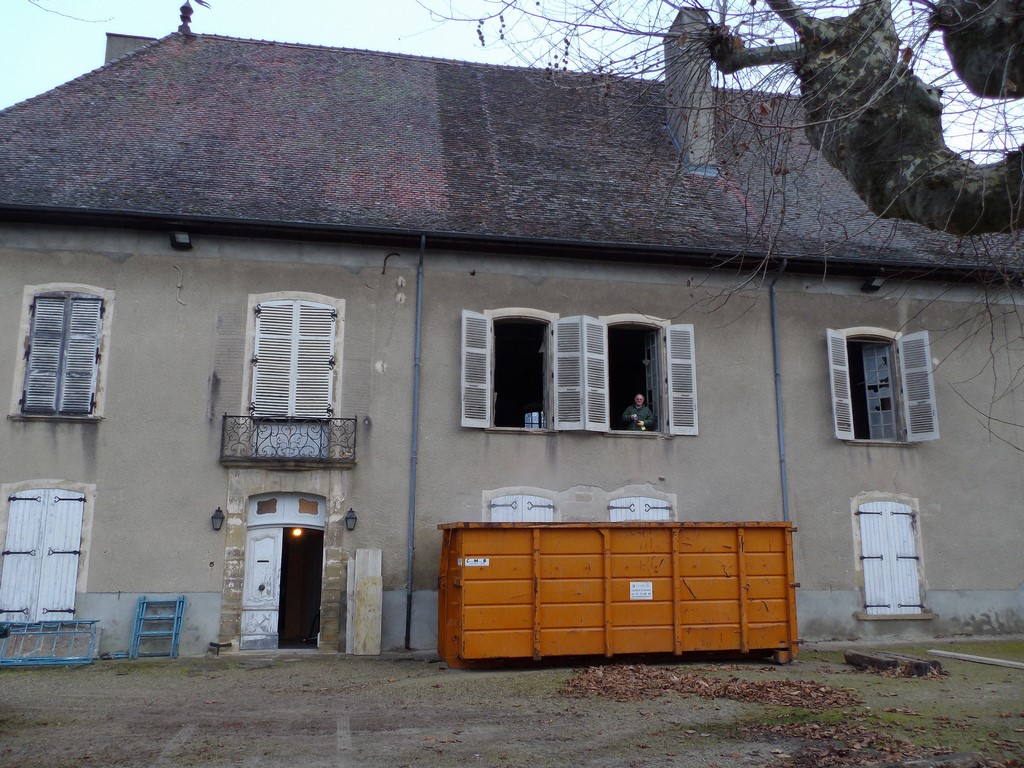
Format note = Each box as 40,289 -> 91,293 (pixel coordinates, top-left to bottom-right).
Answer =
0,493 -> 45,621
826,329 -> 856,440
293,303 -> 335,418
898,331 -> 939,442
59,299 -> 102,414
488,494 -> 555,522
666,323 -> 698,435
857,501 -> 922,615
22,298 -> 66,414
252,300 -> 335,417
582,317 -> 609,431
37,492 -> 85,619
461,310 -> 492,428
608,496 -> 673,522
0,490 -> 85,622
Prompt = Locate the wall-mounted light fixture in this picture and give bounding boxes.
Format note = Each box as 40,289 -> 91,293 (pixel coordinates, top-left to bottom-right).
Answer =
170,231 -> 193,251
344,508 -> 358,531
211,507 -> 225,531
861,276 -> 885,292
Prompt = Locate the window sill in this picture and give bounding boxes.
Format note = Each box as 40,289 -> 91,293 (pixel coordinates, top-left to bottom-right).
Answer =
606,430 -> 666,438
8,414 -> 103,423
484,426 -> 556,435
855,611 -> 935,621
842,439 -> 912,447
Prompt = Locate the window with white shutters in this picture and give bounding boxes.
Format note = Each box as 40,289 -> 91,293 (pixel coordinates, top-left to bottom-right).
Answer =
487,494 -> 556,522
21,294 -> 103,417
0,489 -> 85,622
461,309 -> 698,435
249,299 -> 338,459
827,329 -> 938,442
608,496 -> 673,522
856,500 -> 924,615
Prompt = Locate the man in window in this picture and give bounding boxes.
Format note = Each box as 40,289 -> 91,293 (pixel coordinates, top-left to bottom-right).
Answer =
622,393 -> 654,431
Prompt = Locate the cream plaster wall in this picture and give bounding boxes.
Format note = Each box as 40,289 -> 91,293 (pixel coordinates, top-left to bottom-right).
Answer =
2,224 -> 1022,653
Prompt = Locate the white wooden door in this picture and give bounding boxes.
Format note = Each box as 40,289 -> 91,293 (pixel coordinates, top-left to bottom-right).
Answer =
0,489 -> 84,622
858,501 -> 923,615
240,527 -> 283,649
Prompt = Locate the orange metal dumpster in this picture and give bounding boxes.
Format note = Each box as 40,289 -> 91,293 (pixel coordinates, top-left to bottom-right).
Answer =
437,522 -> 798,668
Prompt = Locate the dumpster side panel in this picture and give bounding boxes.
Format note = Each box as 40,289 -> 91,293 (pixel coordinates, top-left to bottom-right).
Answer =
437,522 -> 798,666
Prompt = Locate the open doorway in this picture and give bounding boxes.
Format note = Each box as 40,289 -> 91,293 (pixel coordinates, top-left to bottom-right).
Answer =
278,527 -> 324,648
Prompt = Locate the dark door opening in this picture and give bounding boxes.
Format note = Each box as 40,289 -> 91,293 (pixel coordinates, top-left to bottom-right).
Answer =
277,527 -> 324,648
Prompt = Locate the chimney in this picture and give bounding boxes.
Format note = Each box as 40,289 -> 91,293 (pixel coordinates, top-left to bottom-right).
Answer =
663,9 -> 716,172
104,33 -> 157,64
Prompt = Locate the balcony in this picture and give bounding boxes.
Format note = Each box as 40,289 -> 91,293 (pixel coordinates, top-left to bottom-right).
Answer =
220,415 -> 357,468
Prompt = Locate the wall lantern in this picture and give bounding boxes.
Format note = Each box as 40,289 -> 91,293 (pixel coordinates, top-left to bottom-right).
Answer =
211,507 -> 225,531
344,508 -> 358,531
860,276 -> 885,292
170,231 -> 193,251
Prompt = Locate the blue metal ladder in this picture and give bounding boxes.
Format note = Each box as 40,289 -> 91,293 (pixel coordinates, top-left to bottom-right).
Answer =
129,595 -> 185,659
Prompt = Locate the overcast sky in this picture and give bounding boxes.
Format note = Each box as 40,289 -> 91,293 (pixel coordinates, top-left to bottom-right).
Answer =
3,0 -> 518,110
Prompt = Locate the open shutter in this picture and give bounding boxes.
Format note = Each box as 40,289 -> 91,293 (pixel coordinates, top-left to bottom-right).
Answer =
461,310 -> 492,428
22,297 -> 66,414
59,298 -> 102,415
898,331 -> 939,442
36,492 -> 85,620
666,323 -> 698,435
582,317 -> 608,431
252,302 -> 297,417
826,329 -> 855,440
554,317 -> 584,430
293,303 -> 335,417
0,493 -> 45,622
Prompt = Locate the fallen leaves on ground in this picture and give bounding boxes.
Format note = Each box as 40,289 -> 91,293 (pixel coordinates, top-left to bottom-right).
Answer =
562,664 -> 862,710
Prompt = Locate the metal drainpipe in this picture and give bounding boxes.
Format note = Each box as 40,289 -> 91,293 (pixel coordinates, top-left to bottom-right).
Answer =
404,235 -> 426,649
770,259 -> 791,522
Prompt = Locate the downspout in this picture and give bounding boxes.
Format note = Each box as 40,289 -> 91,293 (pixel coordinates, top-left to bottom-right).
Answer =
770,259 -> 791,522
404,235 -> 426,649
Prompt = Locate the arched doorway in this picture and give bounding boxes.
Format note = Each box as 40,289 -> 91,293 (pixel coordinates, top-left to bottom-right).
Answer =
240,493 -> 325,650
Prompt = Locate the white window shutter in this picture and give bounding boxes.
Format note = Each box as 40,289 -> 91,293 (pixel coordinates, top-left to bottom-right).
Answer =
857,502 -> 893,615
898,331 -> 939,442
252,301 -> 295,416
858,501 -> 922,615
608,496 -> 673,522
23,297 -> 67,414
582,317 -> 608,431
59,298 -> 102,415
293,303 -> 335,418
37,491 -> 85,620
488,494 -> 555,522
666,323 -> 698,435
826,329 -> 856,440
0,492 -> 46,622
554,317 -> 584,430
461,310 -> 492,428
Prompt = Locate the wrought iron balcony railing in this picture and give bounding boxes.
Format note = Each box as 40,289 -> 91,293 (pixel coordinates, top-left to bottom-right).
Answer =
220,415 -> 356,467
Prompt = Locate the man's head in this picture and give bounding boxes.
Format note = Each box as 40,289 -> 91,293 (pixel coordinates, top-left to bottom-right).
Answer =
634,394 -> 645,407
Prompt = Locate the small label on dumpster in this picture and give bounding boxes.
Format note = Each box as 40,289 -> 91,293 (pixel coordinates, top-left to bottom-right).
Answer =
630,581 -> 653,600
463,557 -> 490,567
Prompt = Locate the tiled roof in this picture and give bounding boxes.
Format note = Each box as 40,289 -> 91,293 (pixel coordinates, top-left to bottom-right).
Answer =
0,32 -> 1016,271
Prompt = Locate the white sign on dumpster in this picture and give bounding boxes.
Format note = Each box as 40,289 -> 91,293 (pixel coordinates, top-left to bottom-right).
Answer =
629,581 -> 653,600
462,557 -> 490,567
